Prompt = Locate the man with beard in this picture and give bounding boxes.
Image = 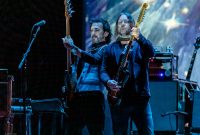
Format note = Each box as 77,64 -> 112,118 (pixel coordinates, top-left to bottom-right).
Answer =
62,18 -> 111,135
100,12 -> 155,135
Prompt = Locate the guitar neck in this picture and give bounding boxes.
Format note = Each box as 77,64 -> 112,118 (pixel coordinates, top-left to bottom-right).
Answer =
65,17 -> 70,36
131,3 -> 147,40
186,48 -> 198,80
65,17 -> 72,72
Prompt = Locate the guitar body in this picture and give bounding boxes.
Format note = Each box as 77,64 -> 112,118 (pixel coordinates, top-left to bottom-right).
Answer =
108,66 -> 130,106
108,90 -> 122,106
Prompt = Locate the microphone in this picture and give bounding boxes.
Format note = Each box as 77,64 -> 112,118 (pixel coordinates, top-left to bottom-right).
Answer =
33,20 -> 46,27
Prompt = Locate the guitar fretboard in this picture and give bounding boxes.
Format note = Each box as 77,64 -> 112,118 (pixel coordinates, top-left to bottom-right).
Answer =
186,46 -> 199,80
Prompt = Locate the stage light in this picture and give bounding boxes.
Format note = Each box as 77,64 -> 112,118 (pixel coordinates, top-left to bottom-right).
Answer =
181,7 -> 189,15
163,1 -> 170,8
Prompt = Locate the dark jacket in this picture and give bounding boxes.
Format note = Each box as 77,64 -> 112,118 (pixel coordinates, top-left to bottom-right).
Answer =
75,42 -> 107,92
100,34 -> 155,97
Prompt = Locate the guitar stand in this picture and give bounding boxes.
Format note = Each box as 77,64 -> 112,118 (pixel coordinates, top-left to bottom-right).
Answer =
174,78 -> 200,134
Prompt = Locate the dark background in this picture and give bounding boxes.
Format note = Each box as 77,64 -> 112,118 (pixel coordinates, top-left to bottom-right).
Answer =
0,0 -> 84,99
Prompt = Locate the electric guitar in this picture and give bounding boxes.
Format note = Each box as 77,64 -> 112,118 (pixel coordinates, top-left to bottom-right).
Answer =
63,0 -> 76,104
184,36 -> 200,128
108,3 -> 148,106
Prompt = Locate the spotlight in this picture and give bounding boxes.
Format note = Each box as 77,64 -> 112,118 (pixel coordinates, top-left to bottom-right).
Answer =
160,73 -> 164,77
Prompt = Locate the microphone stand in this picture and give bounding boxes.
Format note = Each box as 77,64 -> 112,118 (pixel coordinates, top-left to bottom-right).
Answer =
18,26 -> 41,70
18,26 -> 41,135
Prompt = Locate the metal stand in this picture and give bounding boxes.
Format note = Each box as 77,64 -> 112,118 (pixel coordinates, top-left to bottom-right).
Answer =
175,79 -> 200,134
18,25 -> 42,135
31,98 -> 66,135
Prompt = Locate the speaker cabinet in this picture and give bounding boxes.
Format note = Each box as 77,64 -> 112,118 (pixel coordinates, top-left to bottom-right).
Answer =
0,82 -> 8,114
0,75 -> 13,116
191,90 -> 200,131
0,75 -> 14,134
150,81 -> 178,132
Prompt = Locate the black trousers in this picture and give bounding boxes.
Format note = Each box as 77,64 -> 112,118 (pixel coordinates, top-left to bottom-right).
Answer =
68,91 -> 105,135
110,96 -> 154,135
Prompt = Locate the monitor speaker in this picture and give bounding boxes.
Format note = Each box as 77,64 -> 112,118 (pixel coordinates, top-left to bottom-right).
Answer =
149,81 -> 178,132
130,81 -> 179,133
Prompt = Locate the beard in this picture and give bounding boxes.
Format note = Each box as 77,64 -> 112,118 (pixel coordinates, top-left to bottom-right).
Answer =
92,37 -> 98,43
118,27 -> 131,36
91,35 -> 105,44
92,36 -> 99,44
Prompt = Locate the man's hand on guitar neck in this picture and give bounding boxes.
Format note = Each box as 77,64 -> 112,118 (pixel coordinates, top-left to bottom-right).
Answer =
131,27 -> 140,40
62,36 -> 82,57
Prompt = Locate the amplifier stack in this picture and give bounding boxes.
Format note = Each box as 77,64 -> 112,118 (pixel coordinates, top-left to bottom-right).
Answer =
149,52 -> 178,81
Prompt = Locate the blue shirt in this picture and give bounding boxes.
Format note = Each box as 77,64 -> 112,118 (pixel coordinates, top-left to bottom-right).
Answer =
75,43 -> 107,92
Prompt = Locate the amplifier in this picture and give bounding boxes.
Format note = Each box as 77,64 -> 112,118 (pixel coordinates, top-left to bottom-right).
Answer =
0,75 -> 14,117
149,52 -> 178,81
0,69 -> 8,82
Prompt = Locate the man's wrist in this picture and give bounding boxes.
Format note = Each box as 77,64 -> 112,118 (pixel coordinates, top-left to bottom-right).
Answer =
72,46 -> 82,57
106,80 -> 111,86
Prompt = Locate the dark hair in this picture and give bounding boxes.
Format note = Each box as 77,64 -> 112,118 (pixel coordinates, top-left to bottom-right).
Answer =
89,18 -> 112,44
115,12 -> 135,36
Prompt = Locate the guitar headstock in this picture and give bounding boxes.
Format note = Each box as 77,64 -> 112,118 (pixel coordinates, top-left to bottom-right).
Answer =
64,0 -> 75,18
135,3 -> 148,28
194,36 -> 200,49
